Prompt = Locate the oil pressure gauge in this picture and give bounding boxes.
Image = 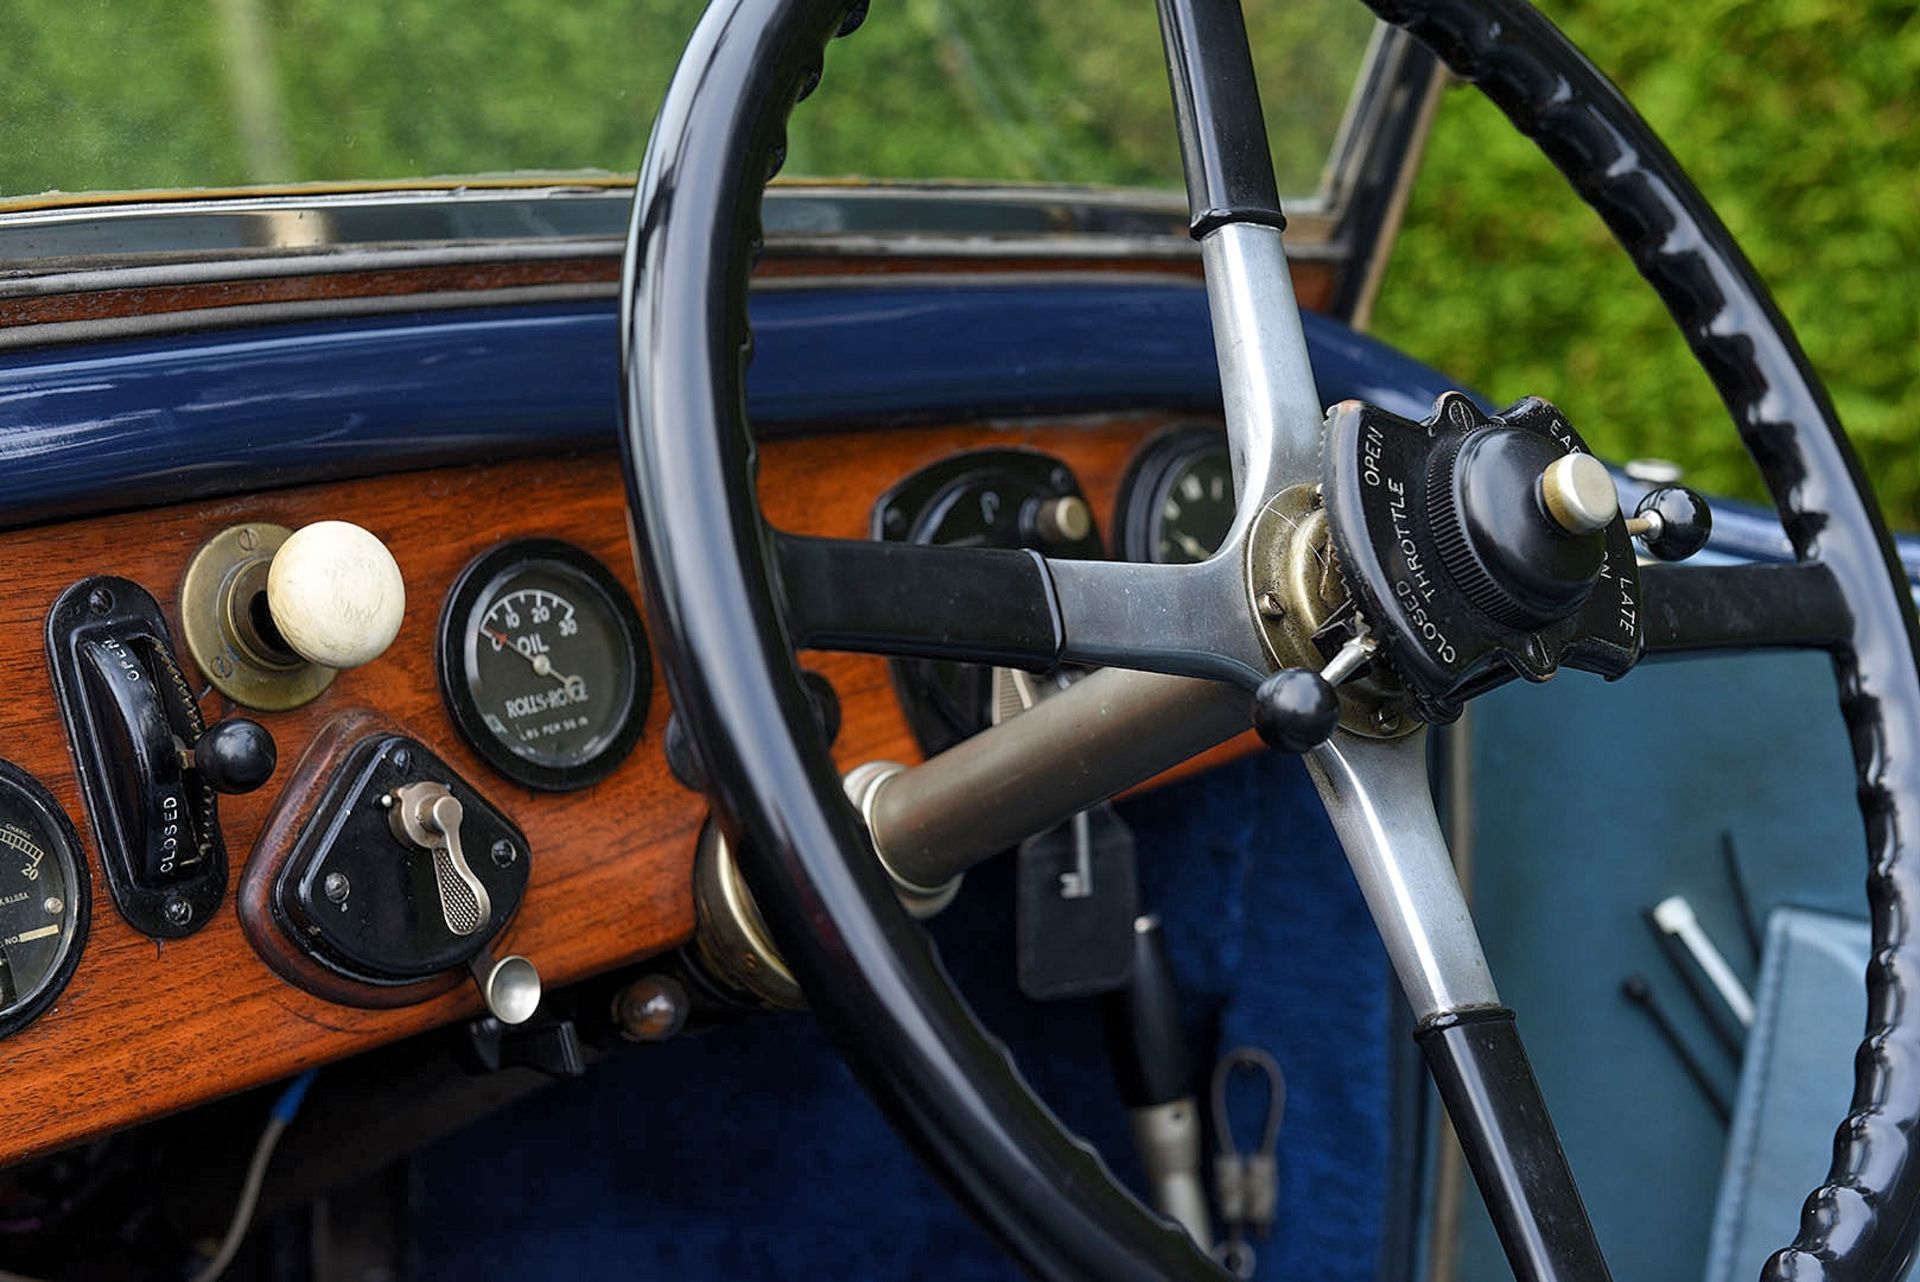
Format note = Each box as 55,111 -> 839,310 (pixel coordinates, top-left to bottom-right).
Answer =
438,540 -> 651,792
0,760 -> 89,1040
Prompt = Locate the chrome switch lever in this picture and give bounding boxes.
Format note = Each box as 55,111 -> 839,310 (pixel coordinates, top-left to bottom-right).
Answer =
388,781 -> 491,937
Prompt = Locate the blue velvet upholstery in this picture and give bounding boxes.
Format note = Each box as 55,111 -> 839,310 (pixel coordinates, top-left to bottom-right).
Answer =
412,752 -> 1393,1279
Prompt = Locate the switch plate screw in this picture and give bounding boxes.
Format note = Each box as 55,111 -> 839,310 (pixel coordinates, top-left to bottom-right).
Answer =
323,872 -> 351,904
490,838 -> 518,869
164,897 -> 193,927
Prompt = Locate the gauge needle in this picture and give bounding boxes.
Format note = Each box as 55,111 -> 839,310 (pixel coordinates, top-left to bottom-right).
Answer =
528,653 -> 579,686
487,632 -> 580,687
1171,531 -> 1212,561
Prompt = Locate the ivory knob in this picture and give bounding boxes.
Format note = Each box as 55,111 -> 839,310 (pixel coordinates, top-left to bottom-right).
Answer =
265,520 -> 406,669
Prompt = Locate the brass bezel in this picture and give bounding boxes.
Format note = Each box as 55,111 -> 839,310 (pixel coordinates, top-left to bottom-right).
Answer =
179,523 -> 337,711
1244,484 -> 1414,739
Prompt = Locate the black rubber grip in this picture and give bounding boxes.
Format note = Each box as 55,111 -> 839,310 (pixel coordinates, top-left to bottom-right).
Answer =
1154,0 -> 1286,237
1417,1008 -> 1611,1282
1365,4 -> 1920,1278
1103,917 -> 1194,1108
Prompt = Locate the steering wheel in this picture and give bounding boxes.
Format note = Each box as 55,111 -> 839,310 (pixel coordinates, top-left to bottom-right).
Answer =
617,0 -> 1920,1278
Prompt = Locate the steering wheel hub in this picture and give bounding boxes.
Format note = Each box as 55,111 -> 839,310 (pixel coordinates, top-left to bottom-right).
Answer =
1244,483 -> 1413,737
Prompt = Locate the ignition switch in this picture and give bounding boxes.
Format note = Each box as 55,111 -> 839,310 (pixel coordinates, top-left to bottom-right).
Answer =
47,576 -> 277,938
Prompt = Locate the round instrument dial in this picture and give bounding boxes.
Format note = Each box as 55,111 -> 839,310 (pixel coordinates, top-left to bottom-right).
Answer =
0,761 -> 89,1040
1116,425 -> 1235,565
439,541 -> 651,791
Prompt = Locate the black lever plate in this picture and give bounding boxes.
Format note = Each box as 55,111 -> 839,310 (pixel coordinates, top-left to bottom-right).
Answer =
46,576 -> 225,938
271,734 -> 530,985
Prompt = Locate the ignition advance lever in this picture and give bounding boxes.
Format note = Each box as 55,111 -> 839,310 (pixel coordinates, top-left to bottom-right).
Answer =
387,782 -> 491,938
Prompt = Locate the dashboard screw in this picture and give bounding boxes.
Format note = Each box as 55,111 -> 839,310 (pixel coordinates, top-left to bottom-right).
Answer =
1257,591 -> 1287,620
323,872 -> 351,904
490,838 -> 518,869
164,897 -> 193,927
1373,707 -> 1399,732
237,526 -> 259,552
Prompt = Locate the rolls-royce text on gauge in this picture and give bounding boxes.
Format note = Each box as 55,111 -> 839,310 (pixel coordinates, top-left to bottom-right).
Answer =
438,540 -> 650,791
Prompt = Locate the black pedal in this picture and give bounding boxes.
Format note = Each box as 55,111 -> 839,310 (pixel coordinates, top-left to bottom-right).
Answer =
1016,804 -> 1138,1001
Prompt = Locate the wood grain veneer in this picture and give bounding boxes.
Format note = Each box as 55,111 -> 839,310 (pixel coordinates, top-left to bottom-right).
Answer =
0,411 -> 1255,1167
0,253 -> 1338,329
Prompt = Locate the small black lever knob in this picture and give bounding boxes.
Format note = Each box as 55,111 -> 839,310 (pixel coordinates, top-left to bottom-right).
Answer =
194,718 -> 277,794
1632,485 -> 1713,562
1251,668 -> 1339,753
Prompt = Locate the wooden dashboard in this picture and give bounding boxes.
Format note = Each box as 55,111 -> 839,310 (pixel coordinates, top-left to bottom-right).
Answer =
0,410 -> 1253,1168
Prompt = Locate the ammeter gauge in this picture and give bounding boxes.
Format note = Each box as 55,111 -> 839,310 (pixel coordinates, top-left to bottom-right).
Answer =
0,761 -> 89,1040
438,540 -> 651,791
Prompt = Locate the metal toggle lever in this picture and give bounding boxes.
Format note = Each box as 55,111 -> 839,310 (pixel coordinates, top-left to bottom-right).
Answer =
388,781 -> 492,937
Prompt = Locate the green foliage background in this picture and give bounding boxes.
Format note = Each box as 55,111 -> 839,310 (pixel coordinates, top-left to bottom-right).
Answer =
1372,0 -> 1920,522
0,0 -> 1911,522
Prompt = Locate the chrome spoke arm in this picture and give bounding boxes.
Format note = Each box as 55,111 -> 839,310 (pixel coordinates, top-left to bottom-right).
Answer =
1306,727 -> 1611,1280
1304,728 -> 1497,1020
775,534 -> 1272,688
1154,0 -> 1327,548
1202,223 -> 1328,551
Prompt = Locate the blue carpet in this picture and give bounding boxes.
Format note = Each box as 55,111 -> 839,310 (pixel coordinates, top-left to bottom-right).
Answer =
411,752 -> 1393,1279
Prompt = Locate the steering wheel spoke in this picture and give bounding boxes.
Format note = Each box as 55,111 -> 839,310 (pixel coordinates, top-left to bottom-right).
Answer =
1639,560 -> 1851,656
1306,729 -> 1495,1018
1307,728 -> 1611,1279
773,531 -> 1271,687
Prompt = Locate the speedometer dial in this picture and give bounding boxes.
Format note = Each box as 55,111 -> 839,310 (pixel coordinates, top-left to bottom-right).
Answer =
438,540 -> 651,791
0,760 -> 89,1041
1115,424 -> 1235,564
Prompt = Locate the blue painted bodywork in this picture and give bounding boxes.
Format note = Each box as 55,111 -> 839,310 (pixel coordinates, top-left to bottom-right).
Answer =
0,285 -> 1456,527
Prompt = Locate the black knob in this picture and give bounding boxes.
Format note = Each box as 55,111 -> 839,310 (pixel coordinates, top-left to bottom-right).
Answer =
1633,486 -> 1712,561
1431,428 -> 1607,628
1251,668 -> 1339,753
194,718 -> 277,794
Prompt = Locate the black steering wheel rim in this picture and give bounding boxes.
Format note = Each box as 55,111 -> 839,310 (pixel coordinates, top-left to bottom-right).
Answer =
617,2 -> 1920,1279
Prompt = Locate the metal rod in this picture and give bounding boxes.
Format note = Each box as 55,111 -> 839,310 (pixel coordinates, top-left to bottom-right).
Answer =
1641,907 -> 1745,1061
1651,895 -> 1755,1027
867,668 -> 1248,890
1721,831 -> 1764,963
1622,974 -> 1731,1123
